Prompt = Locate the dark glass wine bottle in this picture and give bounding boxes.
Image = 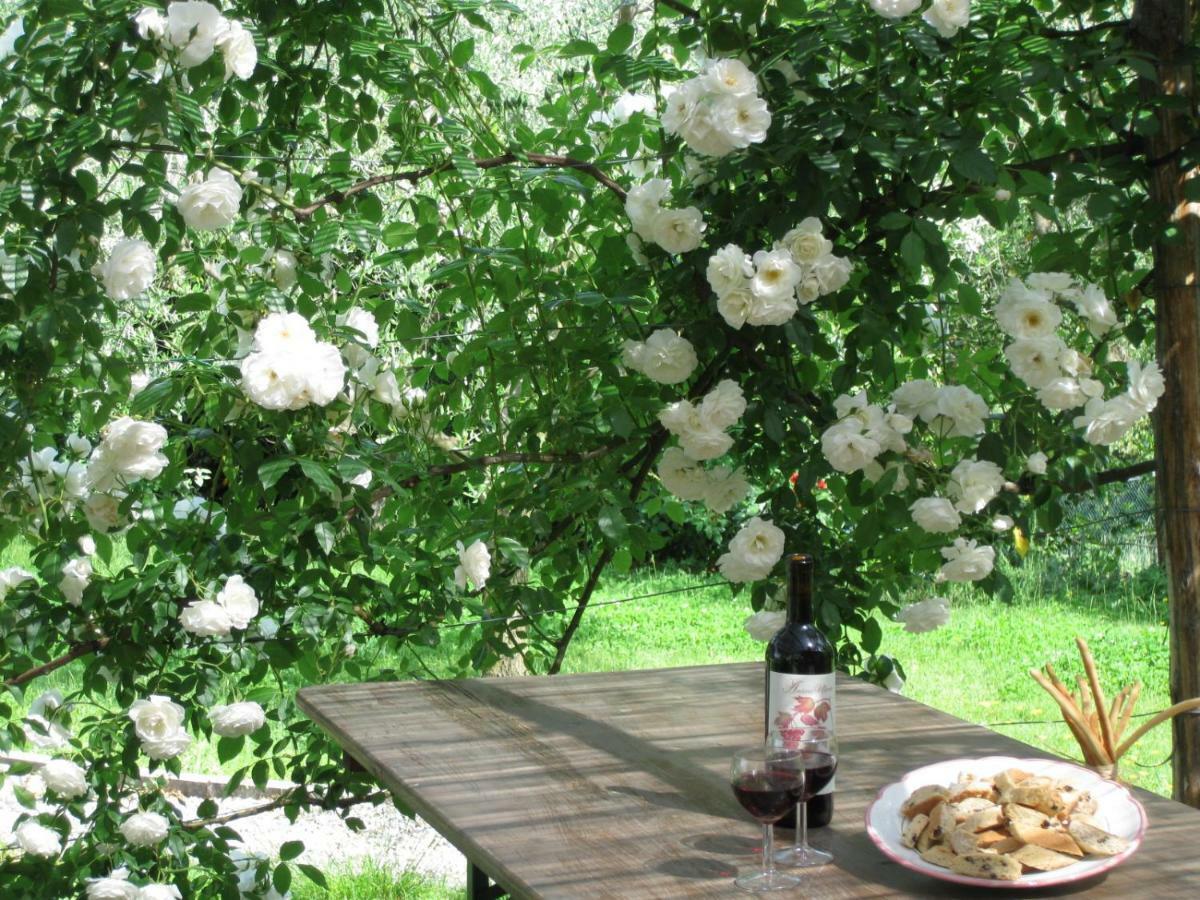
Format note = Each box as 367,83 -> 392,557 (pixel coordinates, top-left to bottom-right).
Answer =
765,552 -> 835,828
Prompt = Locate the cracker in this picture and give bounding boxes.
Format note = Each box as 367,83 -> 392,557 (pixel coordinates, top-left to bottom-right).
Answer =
949,851 -> 1022,882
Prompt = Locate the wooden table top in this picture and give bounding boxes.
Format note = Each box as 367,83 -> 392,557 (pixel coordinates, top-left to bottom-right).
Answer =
297,663 -> 1200,898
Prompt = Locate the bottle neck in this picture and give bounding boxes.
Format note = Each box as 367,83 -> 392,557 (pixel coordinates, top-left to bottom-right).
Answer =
788,557 -> 814,625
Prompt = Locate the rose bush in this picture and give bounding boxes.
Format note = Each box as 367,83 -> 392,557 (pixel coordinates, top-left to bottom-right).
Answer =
0,0 -> 1175,893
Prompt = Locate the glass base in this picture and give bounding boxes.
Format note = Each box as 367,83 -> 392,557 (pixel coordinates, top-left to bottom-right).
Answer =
734,869 -> 801,893
776,845 -> 833,868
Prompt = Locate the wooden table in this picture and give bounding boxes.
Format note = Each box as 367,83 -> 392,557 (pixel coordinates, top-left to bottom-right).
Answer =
297,663 -> 1200,898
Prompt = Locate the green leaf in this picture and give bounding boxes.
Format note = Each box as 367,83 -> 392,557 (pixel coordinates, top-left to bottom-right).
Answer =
258,458 -> 296,490
496,537 -> 530,567
451,38 -> 475,66
899,231 -> 925,272
129,377 -> 175,416
598,504 -> 628,541
298,865 -> 328,889
607,23 -> 635,55
1,252 -> 28,292
273,863 -> 292,895
860,617 -> 882,654
279,840 -> 304,862
951,147 -> 997,184
558,39 -> 598,58
217,736 -> 245,764
313,521 -> 335,555
297,458 -> 338,497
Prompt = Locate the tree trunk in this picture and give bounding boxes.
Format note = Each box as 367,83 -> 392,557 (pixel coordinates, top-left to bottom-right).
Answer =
1133,0 -> 1200,808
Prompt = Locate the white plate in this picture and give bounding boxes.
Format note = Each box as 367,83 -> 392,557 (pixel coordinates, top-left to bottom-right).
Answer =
865,756 -> 1147,889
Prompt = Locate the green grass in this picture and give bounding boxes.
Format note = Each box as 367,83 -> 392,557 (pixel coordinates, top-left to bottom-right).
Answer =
291,863 -> 463,899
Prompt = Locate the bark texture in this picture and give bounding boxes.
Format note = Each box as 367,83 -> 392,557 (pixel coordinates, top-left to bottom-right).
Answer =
1132,0 -> 1200,808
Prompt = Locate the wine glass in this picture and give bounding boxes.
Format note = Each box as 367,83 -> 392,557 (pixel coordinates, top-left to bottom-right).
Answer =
773,727 -> 838,867
729,742 -> 803,892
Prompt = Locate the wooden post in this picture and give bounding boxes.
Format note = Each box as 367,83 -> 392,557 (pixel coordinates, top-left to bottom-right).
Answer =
1132,0 -> 1200,808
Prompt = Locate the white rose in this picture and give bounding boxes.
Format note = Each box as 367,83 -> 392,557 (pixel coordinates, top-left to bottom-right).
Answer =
625,232 -> 650,266
745,289 -> 799,326
994,188 -> 1012,201
743,609 -> 786,641
1057,347 -> 1093,377
821,421 -> 881,474
994,293 -> 1061,339
896,596 -> 951,633
991,515 -> 1015,532
796,276 -> 822,305
1026,271 -> 1075,294
706,244 -> 753,297
343,306 -> 379,351
130,371 -> 152,397
938,538 -> 995,582
610,92 -> 655,123
176,168 -> 243,230
865,459 -> 910,493
812,254 -> 852,294
270,249 -> 298,289
216,574 -> 259,629
869,0 -> 922,18
657,447 -> 709,502
892,379 -> 941,421
254,312 -> 316,353
165,1 -> 224,67
87,868 -> 139,900
778,217 -> 830,264
40,759 -> 88,799
1036,377 -> 1089,411
0,566 -> 35,600
1005,336 -> 1065,389
59,557 -> 92,606
750,249 -> 802,302
659,400 -> 735,461
883,667 -> 905,693
215,18 -> 256,80
120,811 -> 169,848
128,695 -> 190,760
909,497 -> 961,534
93,239 -> 156,300
724,517 -> 785,578
86,416 -> 168,492
923,0 -> 971,38
624,179 -> 670,239
699,379 -> 746,430
712,92 -> 771,148
702,466 -> 751,514
15,820 -> 62,858
210,701 -> 266,737
648,206 -> 706,255
179,599 -> 232,637
624,329 -> 697,385
240,351 -> 310,411
137,885 -> 183,900
929,384 -> 989,437
1073,395 -> 1141,446
716,287 -> 755,329
1126,360 -> 1165,413
454,539 -> 490,590
372,370 -> 402,406
1074,283 -> 1118,335
718,552 -> 770,583
703,58 -> 758,96
1026,451 -> 1048,475
947,457 -> 1005,514
134,8 -> 168,40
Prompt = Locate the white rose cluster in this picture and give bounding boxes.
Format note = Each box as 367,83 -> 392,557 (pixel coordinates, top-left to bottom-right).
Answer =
622,329 -> 698,385
454,539 -> 491,590
868,0 -> 921,18
17,444 -> 89,521
86,867 -> 140,900
707,219 -> 852,330
179,573 -> 259,638
995,274 -> 1163,444
662,58 -> 771,157
127,695 -> 191,761
240,311 -> 346,410
0,565 -> 35,600
896,596 -> 951,633
624,179 -> 706,256
743,608 -> 786,641
119,811 -> 169,848
175,168 -> 243,231
658,379 -> 746,462
92,239 -> 157,301
891,379 -> 988,438
718,516 -> 785,583
867,0 -> 971,39
341,306 -> 381,375
15,819 -> 62,858
657,447 -> 750,514
820,390 -> 912,477
938,537 -> 995,582
210,700 -> 266,737
82,415 -> 169,534
25,690 -> 71,749
133,2 -> 257,80
946,457 -> 1005,514
40,758 -> 88,799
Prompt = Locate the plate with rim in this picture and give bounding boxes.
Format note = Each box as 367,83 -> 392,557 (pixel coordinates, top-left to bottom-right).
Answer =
865,756 -> 1147,889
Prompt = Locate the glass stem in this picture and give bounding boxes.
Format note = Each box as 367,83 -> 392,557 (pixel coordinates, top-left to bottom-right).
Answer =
763,823 -> 776,878
799,797 -> 810,853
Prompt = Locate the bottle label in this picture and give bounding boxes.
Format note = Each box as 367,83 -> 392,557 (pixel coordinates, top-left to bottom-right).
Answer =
768,672 -> 836,795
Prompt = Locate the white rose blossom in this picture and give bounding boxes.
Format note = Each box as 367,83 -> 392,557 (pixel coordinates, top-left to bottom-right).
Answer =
663,59 -> 771,157
868,0 -> 922,18
0,566 -> 35,600
1005,336 -> 1066,390
992,515 -> 1015,532
938,538 -> 995,582
15,820 -> 62,858
778,218 -> 831,264
909,497 -> 962,534
176,168 -> 242,230
1036,377 -> 1089,411
706,243 -> 753,297
120,811 -> 169,848
210,701 -> 266,737
923,0 -> 971,38
164,1 -> 224,67
270,249 -> 298,289
1026,451 -> 1048,475
215,18 -> 256,80
40,758 -> 88,799
821,420 -> 881,474
624,179 -> 671,239
892,379 -> 941,421
657,447 -> 710,502
138,886 -> 183,900
59,556 -> 92,606
454,539 -> 491,590
718,517 -> 785,583
743,609 -> 786,641
1073,395 -> 1141,446
1027,272 -> 1075,294
929,384 -> 989,437
1126,360 -> 1165,413
994,292 -> 1062,340
622,329 -> 698,385
240,312 -> 347,410
648,206 -> 706,255
1073,283 -> 1118,336
134,8 -> 168,40
702,466 -> 751,514
947,458 -> 1005,514
25,690 -> 71,748
87,868 -> 139,900
128,695 -> 191,761
896,596 -> 951,633
92,239 -> 157,300
179,599 -> 233,637
86,416 -> 169,493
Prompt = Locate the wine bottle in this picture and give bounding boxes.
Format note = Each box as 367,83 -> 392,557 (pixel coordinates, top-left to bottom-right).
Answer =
765,552 -> 835,828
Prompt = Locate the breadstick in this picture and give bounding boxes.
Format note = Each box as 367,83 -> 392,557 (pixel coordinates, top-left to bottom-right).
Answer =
1077,638 -> 1118,765
1029,668 -> 1110,763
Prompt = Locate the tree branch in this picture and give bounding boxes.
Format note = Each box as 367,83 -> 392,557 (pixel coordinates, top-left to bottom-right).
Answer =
1018,459 -> 1155,495
181,788 -> 389,830
397,443 -> 625,489
4,638 -> 110,688
1042,20 -> 1129,38
293,151 -> 627,219
655,0 -> 700,18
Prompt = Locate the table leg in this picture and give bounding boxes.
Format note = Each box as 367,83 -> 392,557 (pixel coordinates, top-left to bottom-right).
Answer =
467,860 -> 508,899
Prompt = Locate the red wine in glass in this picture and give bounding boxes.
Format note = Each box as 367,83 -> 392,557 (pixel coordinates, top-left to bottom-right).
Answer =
800,753 -> 837,800
729,745 -> 803,893
732,771 -> 804,822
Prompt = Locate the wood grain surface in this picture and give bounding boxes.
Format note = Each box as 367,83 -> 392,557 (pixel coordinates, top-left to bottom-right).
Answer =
298,663 -> 1200,898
